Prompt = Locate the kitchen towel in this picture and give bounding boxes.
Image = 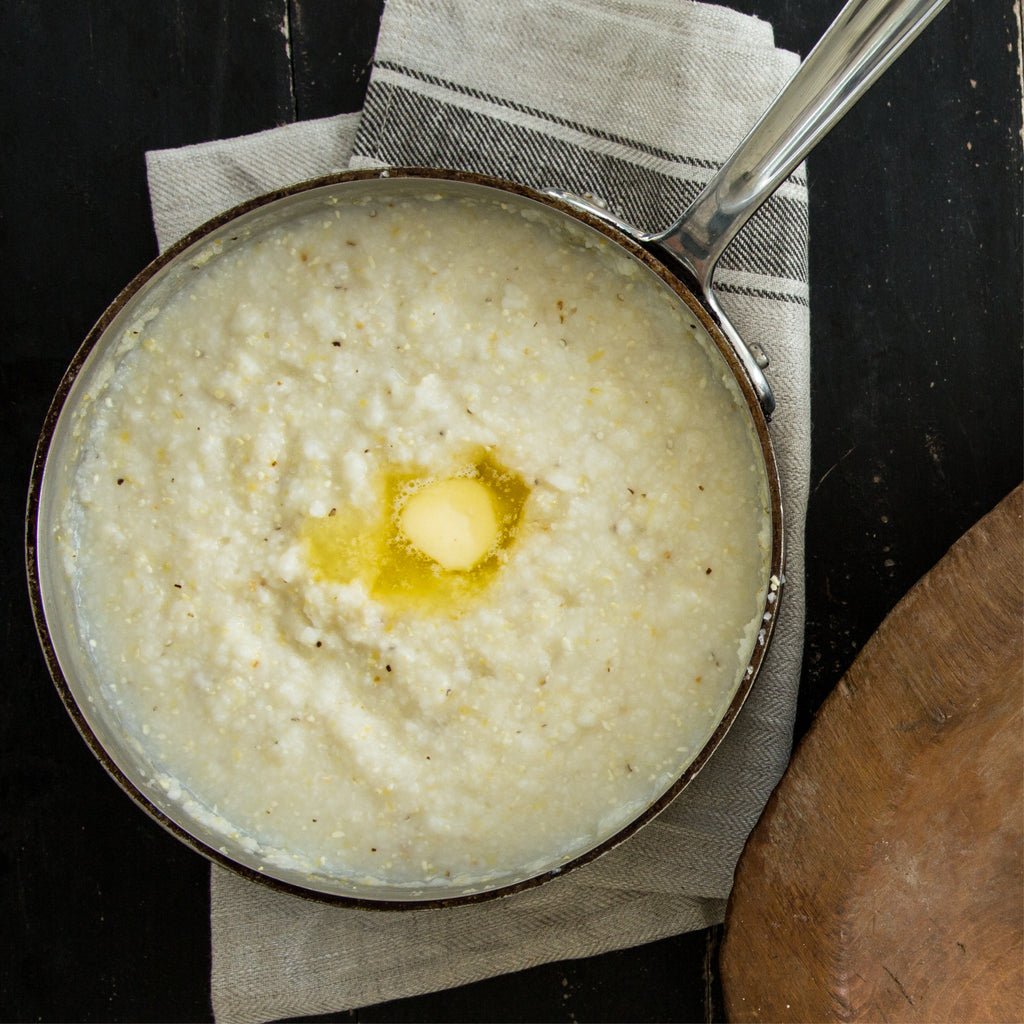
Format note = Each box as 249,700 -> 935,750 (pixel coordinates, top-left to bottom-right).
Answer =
145,2 -> 810,1021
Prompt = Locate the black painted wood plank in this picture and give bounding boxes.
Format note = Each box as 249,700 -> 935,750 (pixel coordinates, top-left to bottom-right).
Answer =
3,5 -> 293,1023
795,0 -> 1023,732
288,0 -> 384,119
3,1 -> 294,366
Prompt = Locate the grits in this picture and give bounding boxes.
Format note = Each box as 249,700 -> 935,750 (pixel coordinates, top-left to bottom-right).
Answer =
56,188 -> 772,891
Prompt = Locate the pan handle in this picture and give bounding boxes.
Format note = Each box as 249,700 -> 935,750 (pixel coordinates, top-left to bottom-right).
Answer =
654,0 -> 953,282
550,0 -> 953,416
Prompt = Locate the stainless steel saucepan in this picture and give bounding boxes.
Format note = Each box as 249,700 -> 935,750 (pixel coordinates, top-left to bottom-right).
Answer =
27,0 -> 951,906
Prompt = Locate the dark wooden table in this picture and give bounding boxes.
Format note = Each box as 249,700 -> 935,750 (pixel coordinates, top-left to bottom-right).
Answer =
3,2 -> 1020,1021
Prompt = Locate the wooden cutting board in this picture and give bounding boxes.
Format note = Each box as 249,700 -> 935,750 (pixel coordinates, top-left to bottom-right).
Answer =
721,485 -> 1023,1023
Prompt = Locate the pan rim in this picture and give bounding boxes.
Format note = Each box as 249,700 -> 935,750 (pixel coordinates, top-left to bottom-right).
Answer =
25,166 -> 785,909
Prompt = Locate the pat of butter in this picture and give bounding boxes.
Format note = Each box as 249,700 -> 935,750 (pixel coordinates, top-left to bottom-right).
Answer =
399,478 -> 498,571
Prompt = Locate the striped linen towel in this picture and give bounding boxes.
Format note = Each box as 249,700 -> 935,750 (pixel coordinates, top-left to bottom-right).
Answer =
146,2 -> 809,1020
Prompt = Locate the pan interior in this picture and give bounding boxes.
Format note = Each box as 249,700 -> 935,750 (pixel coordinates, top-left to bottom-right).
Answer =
33,174 -> 778,903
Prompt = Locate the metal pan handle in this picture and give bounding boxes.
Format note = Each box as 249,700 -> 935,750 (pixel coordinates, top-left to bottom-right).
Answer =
551,0 -> 953,416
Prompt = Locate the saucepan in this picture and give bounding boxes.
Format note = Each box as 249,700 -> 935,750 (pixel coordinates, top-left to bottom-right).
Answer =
26,0 -> 951,906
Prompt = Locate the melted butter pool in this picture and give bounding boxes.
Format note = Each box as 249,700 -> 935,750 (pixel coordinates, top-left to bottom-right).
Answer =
302,448 -> 530,612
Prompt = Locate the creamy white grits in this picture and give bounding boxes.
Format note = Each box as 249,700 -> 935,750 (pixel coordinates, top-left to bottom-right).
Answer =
55,185 -> 772,891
